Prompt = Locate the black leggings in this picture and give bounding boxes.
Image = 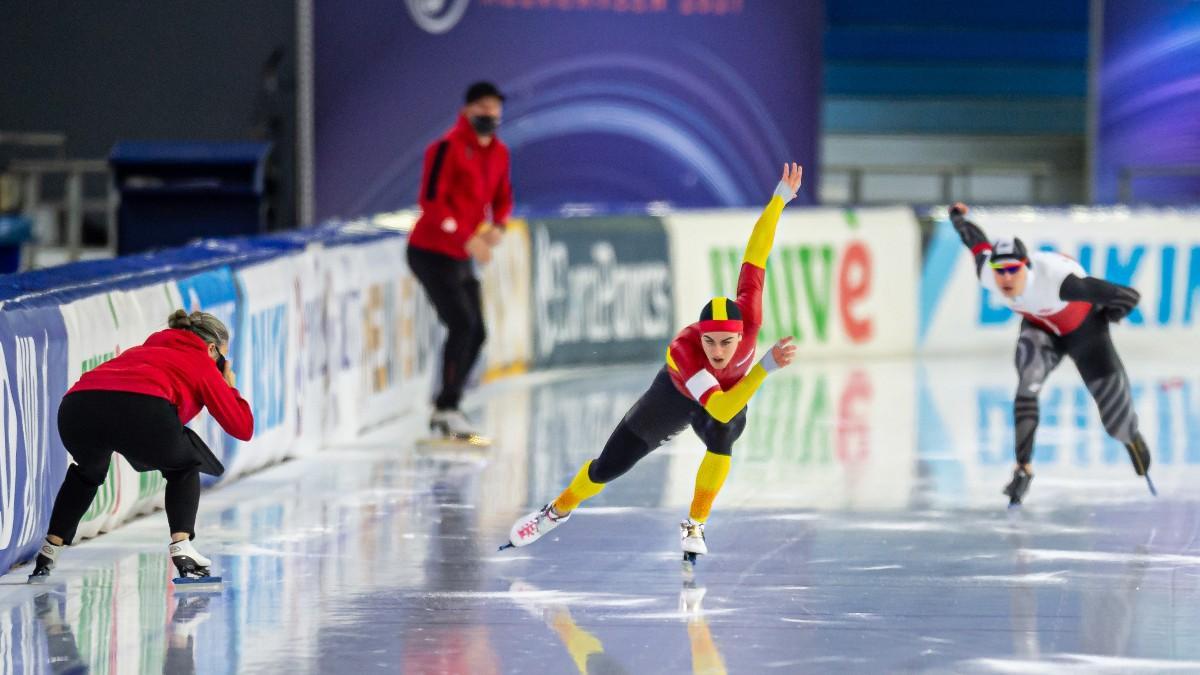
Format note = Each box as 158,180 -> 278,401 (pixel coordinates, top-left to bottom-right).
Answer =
48,391 -> 203,543
588,367 -> 748,483
1013,310 -> 1137,465
407,245 -> 486,411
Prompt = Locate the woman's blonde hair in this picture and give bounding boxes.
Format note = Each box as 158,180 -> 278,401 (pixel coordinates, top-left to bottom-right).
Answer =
167,309 -> 230,347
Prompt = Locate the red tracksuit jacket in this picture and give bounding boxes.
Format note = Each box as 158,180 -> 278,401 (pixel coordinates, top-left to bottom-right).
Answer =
68,329 -> 255,441
408,115 -> 514,260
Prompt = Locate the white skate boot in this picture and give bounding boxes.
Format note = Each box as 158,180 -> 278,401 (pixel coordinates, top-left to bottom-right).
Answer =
428,409 -> 491,447
501,503 -> 571,550
170,540 -> 223,592
27,539 -> 63,583
681,519 -> 707,572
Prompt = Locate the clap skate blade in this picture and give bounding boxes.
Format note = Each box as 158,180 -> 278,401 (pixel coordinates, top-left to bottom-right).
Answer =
172,558 -> 223,593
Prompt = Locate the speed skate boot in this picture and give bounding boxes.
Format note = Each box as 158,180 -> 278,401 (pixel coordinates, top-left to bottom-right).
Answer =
429,409 -> 490,447
1124,431 -> 1157,495
680,519 -> 707,570
27,539 -> 63,583
1003,467 -> 1033,507
501,503 -> 570,550
170,540 -> 223,591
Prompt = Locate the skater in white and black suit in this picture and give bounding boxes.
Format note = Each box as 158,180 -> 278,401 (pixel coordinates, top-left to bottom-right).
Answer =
948,203 -> 1153,505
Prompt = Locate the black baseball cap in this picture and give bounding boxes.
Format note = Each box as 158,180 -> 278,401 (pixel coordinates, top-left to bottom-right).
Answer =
465,81 -> 505,104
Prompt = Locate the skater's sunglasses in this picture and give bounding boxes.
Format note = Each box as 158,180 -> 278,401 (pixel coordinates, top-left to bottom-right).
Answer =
990,261 -> 1026,276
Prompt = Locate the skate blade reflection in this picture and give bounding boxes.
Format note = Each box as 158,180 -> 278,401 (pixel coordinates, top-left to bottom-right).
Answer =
416,436 -> 492,463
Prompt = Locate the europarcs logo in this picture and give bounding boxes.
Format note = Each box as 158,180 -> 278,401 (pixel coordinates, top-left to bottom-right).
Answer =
405,0 -> 470,34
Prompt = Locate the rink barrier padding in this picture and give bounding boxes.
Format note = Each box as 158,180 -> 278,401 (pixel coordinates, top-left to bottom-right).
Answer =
481,219 -> 533,380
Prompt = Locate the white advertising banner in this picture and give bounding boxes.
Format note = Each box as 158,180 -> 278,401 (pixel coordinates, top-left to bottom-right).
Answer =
664,207 -> 919,357
920,207 -> 1200,356
481,219 -> 533,378
230,256 -> 302,478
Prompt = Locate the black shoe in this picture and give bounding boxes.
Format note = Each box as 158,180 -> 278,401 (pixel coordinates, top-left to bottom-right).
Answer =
1003,468 -> 1033,506
1125,432 -> 1152,476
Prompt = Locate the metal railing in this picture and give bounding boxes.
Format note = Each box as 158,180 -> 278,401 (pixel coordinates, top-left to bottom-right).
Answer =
1118,165 -> 1200,204
0,131 -> 67,158
6,159 -> 116,266
823,161 -> 1053,205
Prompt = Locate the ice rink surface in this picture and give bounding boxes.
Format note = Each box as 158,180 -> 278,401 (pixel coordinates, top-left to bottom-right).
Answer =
2,356 -> 1200,674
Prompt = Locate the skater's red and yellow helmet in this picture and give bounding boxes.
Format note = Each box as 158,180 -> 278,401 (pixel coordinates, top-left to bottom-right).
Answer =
698,297 -> 743,334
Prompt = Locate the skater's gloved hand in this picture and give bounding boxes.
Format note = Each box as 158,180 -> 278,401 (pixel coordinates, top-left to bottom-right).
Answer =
1104,285 -> 1141,322
949,202 -> 969,221
760,336 -> 796,373
773,162 -> 803,202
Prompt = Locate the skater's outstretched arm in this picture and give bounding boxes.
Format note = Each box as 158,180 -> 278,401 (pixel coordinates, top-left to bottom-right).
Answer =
948,202 -> 991,277
1059,274 -> 1141,322
675,337 -> 797,423
736,164 -> 802,326
743,163 -> 802,269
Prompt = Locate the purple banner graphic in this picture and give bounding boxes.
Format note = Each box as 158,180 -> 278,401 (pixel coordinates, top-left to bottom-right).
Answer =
314,1 -> 821,218
1095,0 -> 1200,203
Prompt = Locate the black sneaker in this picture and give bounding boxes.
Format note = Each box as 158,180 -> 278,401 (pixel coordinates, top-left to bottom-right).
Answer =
1003,468 -> 1033,506
1125,432 -> 1152,476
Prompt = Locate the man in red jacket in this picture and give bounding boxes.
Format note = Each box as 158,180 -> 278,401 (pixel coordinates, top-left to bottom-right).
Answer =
407,81 -> 513,441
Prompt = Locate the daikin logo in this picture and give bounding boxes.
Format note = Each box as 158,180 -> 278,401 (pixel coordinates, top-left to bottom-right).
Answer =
405,0 -> 470,34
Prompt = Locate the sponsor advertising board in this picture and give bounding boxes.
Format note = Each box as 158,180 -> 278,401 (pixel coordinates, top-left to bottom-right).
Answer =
530,215 -> 674,367
665,207 -> 919,356
480,219 -> 533,379
920,208 -> 1200,355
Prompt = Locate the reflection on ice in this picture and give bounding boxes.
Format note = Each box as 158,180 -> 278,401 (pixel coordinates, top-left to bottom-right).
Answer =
1,358 -> 1200,673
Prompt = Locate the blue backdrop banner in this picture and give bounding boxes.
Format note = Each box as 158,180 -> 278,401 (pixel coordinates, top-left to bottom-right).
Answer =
314,1 -> 822,218
1095,0 -> 1200,203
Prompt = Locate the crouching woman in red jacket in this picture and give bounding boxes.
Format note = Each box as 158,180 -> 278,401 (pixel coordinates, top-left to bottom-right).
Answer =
29,309 -> 254,583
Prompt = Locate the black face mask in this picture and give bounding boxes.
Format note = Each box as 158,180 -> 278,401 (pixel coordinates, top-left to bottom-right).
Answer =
469,115 -> 499,135
215,353 -> 226,374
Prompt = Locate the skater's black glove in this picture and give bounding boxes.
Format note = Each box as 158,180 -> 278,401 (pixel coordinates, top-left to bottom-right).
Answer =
948,204 -> 986,247
1059,275 -> 1140,322
1104,287 -> 1141,322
